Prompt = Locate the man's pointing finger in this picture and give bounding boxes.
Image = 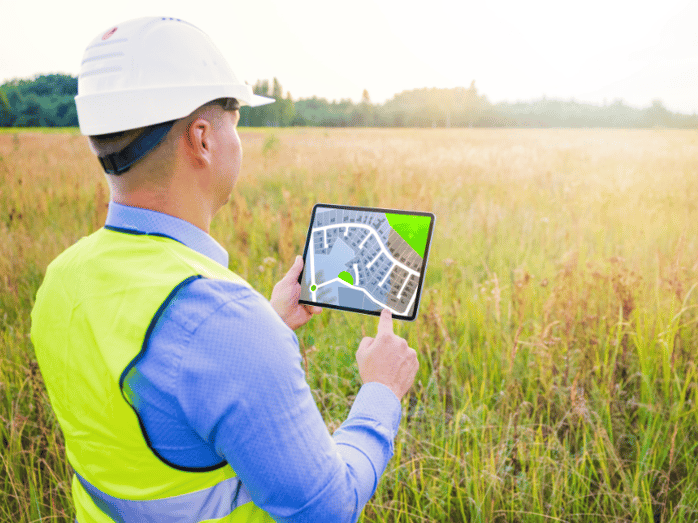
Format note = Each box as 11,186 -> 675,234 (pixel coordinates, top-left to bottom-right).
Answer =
377,308 -> 393,336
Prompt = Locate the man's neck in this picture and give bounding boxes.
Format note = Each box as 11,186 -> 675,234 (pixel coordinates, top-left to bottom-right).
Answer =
110,191 -> 212,233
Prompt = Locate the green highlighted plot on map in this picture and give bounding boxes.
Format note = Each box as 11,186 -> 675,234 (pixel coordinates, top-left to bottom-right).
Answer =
385,213 -> 432,258
338,271 -> 354,285
300,206 -> 433,317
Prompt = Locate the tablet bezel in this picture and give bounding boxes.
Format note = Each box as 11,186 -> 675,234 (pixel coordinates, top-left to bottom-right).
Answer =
297,203 -> 435,321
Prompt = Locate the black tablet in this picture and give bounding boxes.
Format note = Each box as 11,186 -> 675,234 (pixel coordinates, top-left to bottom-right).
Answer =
298,204 -> 435,321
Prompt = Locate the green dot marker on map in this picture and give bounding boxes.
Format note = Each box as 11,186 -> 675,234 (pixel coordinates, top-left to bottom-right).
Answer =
338,271 -> 354,285
310,284 -> 317,291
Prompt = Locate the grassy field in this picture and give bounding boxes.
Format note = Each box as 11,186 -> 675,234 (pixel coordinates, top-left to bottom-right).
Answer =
1,127 -> 697,522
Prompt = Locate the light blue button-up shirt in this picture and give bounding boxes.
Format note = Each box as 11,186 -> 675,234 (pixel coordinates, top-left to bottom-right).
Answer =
109,202 -> 402,522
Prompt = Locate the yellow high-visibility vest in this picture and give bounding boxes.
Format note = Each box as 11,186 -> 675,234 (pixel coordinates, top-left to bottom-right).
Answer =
31,227 -> 275,522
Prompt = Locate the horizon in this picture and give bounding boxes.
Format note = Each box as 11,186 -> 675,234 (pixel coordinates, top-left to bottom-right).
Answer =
2,71 -> 694,116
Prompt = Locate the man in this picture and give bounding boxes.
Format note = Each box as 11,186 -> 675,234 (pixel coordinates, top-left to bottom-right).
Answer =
30,16 -> 419,523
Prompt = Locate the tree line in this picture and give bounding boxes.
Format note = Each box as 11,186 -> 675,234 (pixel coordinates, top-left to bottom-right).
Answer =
0,75 -> 78,127
2,74 -> 697,129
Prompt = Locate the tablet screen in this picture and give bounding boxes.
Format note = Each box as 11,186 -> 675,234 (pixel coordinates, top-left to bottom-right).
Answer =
298,204 -> 435,321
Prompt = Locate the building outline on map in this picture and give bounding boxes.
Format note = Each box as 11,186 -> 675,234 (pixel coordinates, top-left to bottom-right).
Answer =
300,206 -> 432,317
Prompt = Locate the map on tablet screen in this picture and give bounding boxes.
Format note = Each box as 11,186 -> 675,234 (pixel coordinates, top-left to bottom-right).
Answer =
298,204 -> 435,321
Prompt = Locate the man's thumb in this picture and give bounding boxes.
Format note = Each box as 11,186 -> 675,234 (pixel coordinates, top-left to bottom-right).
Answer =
286,255 -> 304,280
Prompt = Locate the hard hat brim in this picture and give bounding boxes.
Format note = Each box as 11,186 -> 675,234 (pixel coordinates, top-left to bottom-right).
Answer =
248,94 -> 275,107
77,85 -> 277,135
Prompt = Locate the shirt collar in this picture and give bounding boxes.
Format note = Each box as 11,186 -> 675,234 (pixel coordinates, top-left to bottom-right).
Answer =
104,201 -> 229,268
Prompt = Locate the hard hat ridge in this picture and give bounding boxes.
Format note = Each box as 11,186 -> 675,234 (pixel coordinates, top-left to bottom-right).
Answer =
75,16 -> 274,136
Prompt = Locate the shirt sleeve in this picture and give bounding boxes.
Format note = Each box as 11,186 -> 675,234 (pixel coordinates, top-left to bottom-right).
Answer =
173,279 -> 402,523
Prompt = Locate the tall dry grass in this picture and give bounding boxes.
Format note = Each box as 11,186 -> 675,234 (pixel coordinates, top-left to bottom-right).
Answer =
1,127 -> 697,522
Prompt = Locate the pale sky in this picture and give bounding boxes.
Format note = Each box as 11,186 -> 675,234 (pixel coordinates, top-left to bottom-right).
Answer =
1,0 -> 697,113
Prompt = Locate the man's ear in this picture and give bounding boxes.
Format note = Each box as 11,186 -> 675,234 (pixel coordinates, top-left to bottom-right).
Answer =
183,117 -> 214,168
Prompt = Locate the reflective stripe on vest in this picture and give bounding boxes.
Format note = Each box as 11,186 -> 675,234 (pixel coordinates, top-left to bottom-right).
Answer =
76,473 -> 253,523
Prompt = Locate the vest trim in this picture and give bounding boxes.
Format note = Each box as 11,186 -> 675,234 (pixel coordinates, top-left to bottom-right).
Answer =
75,472 -> 253,523
119,273 -> 227,473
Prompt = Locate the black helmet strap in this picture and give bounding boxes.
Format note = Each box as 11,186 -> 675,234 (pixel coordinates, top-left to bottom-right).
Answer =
98,120 -> 176,175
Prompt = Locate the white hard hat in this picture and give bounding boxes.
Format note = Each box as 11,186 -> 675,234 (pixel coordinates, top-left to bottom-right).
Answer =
75,16 -> 274,136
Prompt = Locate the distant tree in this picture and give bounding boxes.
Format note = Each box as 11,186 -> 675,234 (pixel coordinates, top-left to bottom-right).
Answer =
361,89 -> 370,105
645,99 -> 672,127
5,87 -> 23,111
0,86 -> 12,126
56,98 -> 78,126
14,93 -> 42,127
270,77 -> 283,126
293,96 -> 353,126
293,97 -> 327,126
280,91 -> 296,127
381,88 -> 442,127
355,89 -> 375,126
462,80 -> 480,126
